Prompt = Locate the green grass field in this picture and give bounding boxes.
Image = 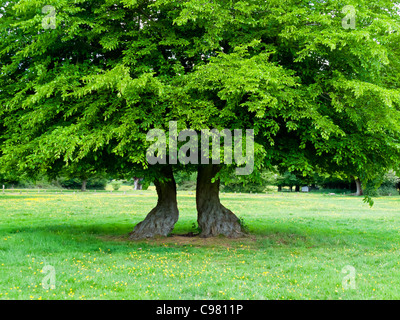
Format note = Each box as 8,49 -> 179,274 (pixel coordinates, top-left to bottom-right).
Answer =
0,190 -> 399,300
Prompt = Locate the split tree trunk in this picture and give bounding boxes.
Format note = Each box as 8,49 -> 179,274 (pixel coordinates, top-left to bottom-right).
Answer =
130,166 -> 179,239
196,165 -> 243,238
355,178 -> 363,196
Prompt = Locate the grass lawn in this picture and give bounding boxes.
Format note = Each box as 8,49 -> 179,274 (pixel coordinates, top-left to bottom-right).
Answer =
0,190 -> 399,300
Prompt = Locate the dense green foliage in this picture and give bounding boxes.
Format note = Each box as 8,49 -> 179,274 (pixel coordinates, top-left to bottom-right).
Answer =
57,175 -> 108,190
1,0 -> 400,188
364,170 -> 400,196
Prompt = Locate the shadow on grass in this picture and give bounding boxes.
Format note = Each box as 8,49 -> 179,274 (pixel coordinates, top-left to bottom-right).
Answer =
2,220 -> 367,251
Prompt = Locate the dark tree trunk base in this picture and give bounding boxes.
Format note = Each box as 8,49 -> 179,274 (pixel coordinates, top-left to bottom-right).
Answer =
129,166 -> 179,240
197,204 -> 243,238
129,206 -> 178,239
196,165 -> 243,238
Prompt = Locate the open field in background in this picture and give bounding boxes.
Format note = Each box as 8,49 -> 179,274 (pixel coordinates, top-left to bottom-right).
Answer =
0,190 -> 400,300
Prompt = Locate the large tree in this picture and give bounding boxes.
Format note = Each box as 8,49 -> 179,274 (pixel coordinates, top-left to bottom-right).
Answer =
172,0 -> 400,228
1,0 -> 400,238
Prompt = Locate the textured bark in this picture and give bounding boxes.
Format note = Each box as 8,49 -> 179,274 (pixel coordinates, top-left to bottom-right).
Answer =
196,165 -> 243,238
130,166 -> 179,239
355,178 -> 363,196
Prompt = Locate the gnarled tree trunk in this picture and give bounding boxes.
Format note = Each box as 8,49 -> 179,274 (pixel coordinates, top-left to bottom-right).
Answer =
196,165 -> 243,238
355,178 -> 363,196
130,166 -> 179,239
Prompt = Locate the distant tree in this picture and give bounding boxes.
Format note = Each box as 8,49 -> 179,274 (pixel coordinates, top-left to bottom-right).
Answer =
276,172 -> 300,192
132,177 -> 144,191
222,170 -> 276,193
